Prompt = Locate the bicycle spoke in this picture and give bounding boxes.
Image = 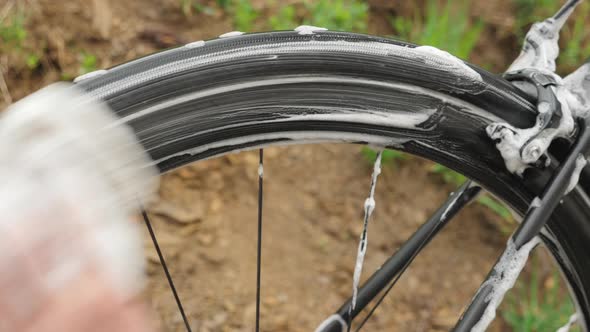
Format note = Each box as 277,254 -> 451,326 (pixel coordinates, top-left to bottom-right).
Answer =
255,149 -> 264,332
140,206 -> 192,332
314,181 -> 480,332
320,151 -> 387,332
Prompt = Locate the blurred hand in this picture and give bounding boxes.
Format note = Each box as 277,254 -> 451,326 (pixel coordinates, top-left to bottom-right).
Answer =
0,83 -> 159,332
19,273 -> 153,332
0,193 -> 156,332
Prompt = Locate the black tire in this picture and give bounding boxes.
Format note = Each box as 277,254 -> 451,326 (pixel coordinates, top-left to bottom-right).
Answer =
76,30 -> 590,330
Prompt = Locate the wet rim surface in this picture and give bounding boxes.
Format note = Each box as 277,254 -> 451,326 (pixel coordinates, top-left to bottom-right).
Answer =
76,30 -> 590,330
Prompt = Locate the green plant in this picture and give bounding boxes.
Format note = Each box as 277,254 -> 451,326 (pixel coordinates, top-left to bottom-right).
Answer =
513,0 -> 560,35
304,0 -> 368,33
25,54 -> 40,70
559,1 -> 590,72
0,10 -> 43,74
477,195 -> 513,221
216,0 -> 231,8
431,163 -> 467,187
79,53 -> 98,75
62,52 -> 99,81
269,6 -> 297,30
0,12 -> 27,48
179,0 -> 220,17
502,257 -> 580,332
361,147 -> 407,166
232,0 -> 259,31
269,0 -> 368,33
389,0 -> 483,60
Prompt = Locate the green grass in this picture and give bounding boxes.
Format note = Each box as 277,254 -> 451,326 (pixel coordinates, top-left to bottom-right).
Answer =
268,0 -> 368,33
179,0 -> 231,17
25,53 -> 40,70
361,148 -> 407,167
502,256 -> 580,332
302,0 -> 368,33
559,1 -> 590,72
216,0 -> 231,8
79,53 -> 98,75
231,0 -> 259,31
430,163 -> 515,224
198,0 -> 367,37
0,12 -> 27,48
513,0 -> 559,34
430,163 -> 467,187
477,195 -> 514,221
61,52 -> 99,81
0,9 -> 29,63
0,9 -> 42,72
268,5 -> 296,31
389,0 -> 483,60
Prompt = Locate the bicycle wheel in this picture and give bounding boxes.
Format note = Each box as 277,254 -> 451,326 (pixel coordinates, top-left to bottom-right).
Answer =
75,30 -> 590,330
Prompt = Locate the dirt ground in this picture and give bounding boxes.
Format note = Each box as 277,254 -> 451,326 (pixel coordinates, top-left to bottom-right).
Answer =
0,0 -> 572,331
144,145 -> 513,331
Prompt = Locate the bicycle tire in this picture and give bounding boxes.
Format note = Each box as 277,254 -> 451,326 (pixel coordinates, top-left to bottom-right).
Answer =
75,30 -> 590,330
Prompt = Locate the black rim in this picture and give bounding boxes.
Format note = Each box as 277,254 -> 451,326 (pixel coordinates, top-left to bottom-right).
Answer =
75,30 -> 590,330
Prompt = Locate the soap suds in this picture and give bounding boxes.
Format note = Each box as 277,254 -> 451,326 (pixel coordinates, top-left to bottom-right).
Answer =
508,0 -> 581,73
566,154 -> 587,195
440,192 -> 458,221
294,25 -> 327,35
90,39 -> 487,101
487,0 -> 588,177
471,237 -> 540,332
219,31 -> 244,38
563,62 -> 590,119
350,150 -> 383,310
73,69 -> 108,83
556,313 -> 578,332
184,40 -> 205,49
314,314 -> 347,332
284,108 -> 435,130
486,123 -> 544,175
153,131 -> 407,167
414,46 -> 482,83
530,196 -> 542,209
